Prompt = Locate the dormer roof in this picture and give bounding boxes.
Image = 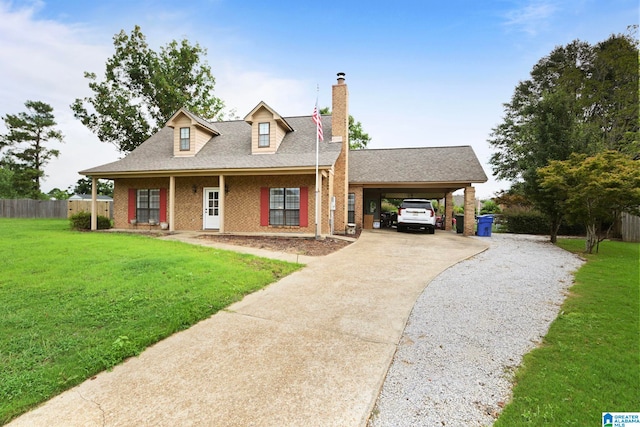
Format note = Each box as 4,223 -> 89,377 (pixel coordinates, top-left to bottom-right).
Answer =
166,108 -> 220,135
244,101 -> 293,132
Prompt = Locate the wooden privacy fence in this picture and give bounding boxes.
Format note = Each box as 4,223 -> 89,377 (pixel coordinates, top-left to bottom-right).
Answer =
0,199 -> 68,218
621,212 -> 640,243
67,200 -> 112,219
0,199 -> 113,219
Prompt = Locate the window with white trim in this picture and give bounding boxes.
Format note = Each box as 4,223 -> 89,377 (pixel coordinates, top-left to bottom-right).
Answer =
269,188 -> 300,226
180,127 -> 190,151
258,122 -> 270,147
137,189 -> 160,223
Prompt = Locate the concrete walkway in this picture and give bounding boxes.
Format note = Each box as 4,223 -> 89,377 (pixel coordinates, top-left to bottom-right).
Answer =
9,230 -> 488,427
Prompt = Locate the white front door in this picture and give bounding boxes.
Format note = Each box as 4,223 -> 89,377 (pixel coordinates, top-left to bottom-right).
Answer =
203,187 -> 220,229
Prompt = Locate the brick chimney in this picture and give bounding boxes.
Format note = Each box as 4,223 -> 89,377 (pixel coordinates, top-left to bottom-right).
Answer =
332,72 -> 349,233
332,72 -> 349,145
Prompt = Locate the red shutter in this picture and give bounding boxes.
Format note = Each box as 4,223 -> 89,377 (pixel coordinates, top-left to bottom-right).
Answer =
260,187 -> 270,226
159,188 -> 167,223
128,189 -> 136,221
299,187 -> 308,227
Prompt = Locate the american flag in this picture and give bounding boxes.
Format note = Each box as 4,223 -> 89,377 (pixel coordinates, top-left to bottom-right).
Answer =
312,105 -> 323,141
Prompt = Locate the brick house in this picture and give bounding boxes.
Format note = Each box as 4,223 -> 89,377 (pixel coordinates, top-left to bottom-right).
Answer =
81,73 -> 487,236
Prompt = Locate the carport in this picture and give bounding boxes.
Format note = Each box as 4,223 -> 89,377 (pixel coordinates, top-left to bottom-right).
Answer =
348,146 -> 488,236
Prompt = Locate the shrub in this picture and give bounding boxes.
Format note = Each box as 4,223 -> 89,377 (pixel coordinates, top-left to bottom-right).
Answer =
501,211 -> 549,234
381,200 -> 398,213
480,200 -> 501,215
558,221 -> 586,236
501,211 -> 586,236
69,212 -> 112,230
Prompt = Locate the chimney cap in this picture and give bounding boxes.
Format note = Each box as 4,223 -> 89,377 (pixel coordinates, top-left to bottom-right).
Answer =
337,72 -> 346,82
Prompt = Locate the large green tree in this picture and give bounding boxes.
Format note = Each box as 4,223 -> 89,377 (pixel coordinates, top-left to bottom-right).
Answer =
47,188 -> 71,200
0,101 -> 64,199
583,32 -> 640,154
0,166 -> 18,198
489,31 -> 638,242
319,107 -> 371,149
538,151 -> 640,253
69,177 -> 114,198
71,26 -> 224,153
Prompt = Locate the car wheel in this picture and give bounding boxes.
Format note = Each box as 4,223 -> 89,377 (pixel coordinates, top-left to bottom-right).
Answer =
429,227 -> 435,234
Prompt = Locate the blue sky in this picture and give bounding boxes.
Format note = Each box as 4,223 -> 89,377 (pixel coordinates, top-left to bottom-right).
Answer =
0,0 -> 636,198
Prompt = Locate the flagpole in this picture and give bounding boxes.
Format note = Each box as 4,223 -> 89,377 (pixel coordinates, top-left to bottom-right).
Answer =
314,85 -> 320,240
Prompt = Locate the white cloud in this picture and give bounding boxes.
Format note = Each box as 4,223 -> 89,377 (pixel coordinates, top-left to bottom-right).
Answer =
0,1 -> 121,193
0,1 -> 508,199
0,1 -> 320,193
214,62 -> 313,119
0,2 -> 105,106
503,1 -> 558,36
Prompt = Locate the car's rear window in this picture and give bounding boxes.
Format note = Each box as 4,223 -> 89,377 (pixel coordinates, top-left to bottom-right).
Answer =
402,201 -> 431,209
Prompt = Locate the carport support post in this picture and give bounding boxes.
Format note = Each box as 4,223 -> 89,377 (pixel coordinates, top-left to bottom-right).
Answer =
463,186 -> 475,236
445,192 -> 453,231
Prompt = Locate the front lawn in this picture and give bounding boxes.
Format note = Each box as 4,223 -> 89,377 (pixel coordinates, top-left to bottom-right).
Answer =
0,219 -> 301,424
494,239 -> 640,426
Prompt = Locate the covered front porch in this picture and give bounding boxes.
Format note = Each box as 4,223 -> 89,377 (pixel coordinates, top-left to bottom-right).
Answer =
86,169 -> 334,235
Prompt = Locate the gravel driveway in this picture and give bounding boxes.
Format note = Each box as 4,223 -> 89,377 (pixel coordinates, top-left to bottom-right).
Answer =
369,233 -> 585,427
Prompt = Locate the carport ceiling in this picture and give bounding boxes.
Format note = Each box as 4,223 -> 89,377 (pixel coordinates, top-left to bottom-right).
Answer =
364,186 -> 462,199
383,190 -> 449,199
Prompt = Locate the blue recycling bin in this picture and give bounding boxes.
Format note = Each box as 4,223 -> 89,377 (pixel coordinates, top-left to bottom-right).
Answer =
477,215 -> 494,237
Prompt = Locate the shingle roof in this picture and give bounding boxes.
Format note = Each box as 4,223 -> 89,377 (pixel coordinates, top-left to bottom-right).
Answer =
349,146 -> 487,184
80,111 -> 488,187
179,108 -> 220,135
81,115 -> 340,175
244,101 -> 293,132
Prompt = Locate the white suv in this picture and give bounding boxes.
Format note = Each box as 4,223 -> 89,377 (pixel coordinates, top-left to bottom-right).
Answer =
397,199 -> 436,234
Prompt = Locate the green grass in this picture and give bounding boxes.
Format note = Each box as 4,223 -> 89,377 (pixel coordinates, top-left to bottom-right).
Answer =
495,239 -> 640,426
0,219 -> 302,424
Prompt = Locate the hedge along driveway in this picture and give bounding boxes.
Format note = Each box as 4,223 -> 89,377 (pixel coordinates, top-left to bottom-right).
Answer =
0,219 -> 301,424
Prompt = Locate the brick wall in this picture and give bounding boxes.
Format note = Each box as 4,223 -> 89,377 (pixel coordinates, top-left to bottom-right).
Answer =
225,174 -> 316,233
348,185 -> 364,230
445,192 -> 453,231
114,178 -> 170,229
114,177 -> 219,230
463,185 -> 476,236
174,177 -> 220,230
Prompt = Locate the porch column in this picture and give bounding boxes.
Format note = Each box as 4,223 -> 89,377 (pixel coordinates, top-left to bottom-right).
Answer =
219,174 -> 225,233
445,191 -> 453,231
169,176 -> 175,232
463,185 -> 475,236
327,170 -> 334,235
91,176 -> 97,231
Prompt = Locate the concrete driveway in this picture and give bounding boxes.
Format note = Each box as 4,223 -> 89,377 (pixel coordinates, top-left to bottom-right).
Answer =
9,230 -> 488,427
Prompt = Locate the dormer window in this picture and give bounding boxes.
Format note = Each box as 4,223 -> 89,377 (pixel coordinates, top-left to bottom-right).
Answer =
244,102 -> 292,154
167,109 -> 219,157
180,127 -> 190,151
258,123 -> 270,147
